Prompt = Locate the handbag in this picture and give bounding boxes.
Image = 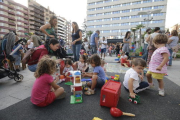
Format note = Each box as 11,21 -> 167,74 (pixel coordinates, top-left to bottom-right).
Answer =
22,48 -> 46,64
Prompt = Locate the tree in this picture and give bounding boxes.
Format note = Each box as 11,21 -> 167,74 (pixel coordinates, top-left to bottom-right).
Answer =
136,24 -> 145,46
131,28 -> 137,42
86,31 -> 93,41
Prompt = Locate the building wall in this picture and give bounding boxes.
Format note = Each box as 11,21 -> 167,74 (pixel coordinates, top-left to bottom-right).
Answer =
86,0 -> 167,38
0,0 -> 29,38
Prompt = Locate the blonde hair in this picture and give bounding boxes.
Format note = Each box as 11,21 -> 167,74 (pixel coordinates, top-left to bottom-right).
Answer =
34,55 -> 56,78
153,34 -> 168,44
101,60 -> 106,65
31,35 -> 39,47
72,22 -> 79,33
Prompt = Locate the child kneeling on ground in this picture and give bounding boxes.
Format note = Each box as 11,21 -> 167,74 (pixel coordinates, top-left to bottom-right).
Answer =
123,58 -> 149,98
82,54 -> 106,95
31,56 -> 66,107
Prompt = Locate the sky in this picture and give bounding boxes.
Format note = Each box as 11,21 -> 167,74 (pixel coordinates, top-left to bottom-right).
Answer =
14,0 -> 87,29
14,0 -> 180,29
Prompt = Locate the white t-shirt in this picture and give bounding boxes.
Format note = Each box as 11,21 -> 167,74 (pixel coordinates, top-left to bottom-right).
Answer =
101,40 -> 107,49
123,68 -> 139,90
144,34 -> 150,44
27,40 -> 33,48
120,55 -> 127,59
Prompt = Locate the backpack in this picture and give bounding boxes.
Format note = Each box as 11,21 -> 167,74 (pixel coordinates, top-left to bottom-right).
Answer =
22,48 -> 46,64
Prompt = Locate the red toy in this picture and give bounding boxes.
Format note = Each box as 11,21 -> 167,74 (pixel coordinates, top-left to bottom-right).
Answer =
100,80 -> 121,108
60,60 -> 65,75
110,107 -> 135,117
121,58 -> 131,67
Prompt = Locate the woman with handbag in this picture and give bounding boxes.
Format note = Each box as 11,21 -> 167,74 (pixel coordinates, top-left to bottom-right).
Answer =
27,39 -> 62,72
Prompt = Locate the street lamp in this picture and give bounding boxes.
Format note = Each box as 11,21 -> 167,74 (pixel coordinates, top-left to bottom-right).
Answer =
138,9 -> 162,29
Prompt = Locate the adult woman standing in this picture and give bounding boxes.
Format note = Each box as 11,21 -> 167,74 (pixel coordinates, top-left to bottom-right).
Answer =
40,16 -> 57,41
71,22 -> 82,61
28,39 -> 61,72
122,31 -> 132,58
166,30 -> 179,66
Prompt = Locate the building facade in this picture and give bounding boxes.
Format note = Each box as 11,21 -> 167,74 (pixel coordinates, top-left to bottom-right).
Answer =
0,0 -> 29,38
86,0 -> 167,39
66,21 -> 72,44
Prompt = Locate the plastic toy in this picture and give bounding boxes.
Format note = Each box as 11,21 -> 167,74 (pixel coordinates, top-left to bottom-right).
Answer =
128,95 -> 140,104
110,107 -> 135,117
115,54 -> 121,61
139,46 -> 143,56
100,80 -> 121,108
114,75 -> 119,81
69,71 -> 83,104
131,42 -> 135,52
121,58 -> 131,67
81,78 -> 91,82
92,117 -> 102,120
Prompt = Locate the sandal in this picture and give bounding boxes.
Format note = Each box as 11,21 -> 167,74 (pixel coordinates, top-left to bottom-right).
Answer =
84,89 -> 95,95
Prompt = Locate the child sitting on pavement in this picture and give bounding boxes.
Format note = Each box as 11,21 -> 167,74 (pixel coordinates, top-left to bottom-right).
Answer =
146,34 -> 170,96
63,58 -> 73,76
123,58 -> 149,98
82,54 -> 106,95
31,56 -> 66,107
73,55 -> 89,72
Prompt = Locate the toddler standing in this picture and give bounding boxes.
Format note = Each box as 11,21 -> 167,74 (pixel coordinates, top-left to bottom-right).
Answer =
146,34 -> 170,96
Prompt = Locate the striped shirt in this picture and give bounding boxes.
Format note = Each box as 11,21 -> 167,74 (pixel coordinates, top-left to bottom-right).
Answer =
149,47 -> 170,74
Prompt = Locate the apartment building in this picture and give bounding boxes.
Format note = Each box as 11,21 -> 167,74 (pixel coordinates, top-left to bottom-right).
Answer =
0,0 -> 29,38
86,0 -> 167,38
57,16 -> 72,43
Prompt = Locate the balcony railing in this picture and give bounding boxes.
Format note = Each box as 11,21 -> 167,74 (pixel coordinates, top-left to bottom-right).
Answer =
0,14 -> 15,20
16,9 -> 28,15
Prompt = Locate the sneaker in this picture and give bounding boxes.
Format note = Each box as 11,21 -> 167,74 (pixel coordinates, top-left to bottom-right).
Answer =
159,89 -> 165,96
56,91 -> 66,99
84,89 -> 95,95
148,83 -> 154,88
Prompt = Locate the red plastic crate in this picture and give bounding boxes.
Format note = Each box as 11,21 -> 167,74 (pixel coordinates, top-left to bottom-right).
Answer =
100,80 -> 121,108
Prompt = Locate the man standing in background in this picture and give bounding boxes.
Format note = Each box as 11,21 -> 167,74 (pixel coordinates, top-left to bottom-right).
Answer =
90,30 -> 100,54
100,36 -> 107,59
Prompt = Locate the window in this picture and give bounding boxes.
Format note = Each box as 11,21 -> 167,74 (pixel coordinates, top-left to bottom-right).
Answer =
112,23 -> 120,26
154,0 -> 164,1
153,13 -> 163,16
154,6 -> 164,9
103,24 -> 111,27
141,21 -> 150,24
96,7 -> 103,10
95,25 -> 102,28
131,22 -> 140,25
132,1 -> 141,5
112,30 -> 119,32
88,8 -> 95,11
121,16 -> 129,19
120,29 -> 129,32
104,6 -> 111,9
88,2 -> 95,6
88,14 -> 95,17
131,8 -> 141,12
112,11 -> 120,14
122,3 -> 130,6
103,30 -> 110,33
121,23 -> 129,26
112,4 -> 120,8
96,1 -> 103,4
87,26 -> 94,28
96,13 -> 103,16
143,0 -> 152,3
142,14 -> 148,17
142,7 -> 152,10
122,9 -> 130,13
113,0 -> 119,1
104,0 -> 112,3
112,17 -> 120,20
87,20 -> 94,23
152,20 -> 164,23
104,18 -> 111,21
96,19 -> 103,22
131,15 -> 140,18
104,12 -> 111,15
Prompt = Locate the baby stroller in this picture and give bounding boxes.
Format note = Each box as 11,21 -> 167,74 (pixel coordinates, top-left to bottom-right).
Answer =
0,32 -> 26,81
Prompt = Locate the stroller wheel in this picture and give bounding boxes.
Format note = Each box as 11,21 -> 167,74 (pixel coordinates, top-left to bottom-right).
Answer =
14,74 -> 23,82
8,72 -> 14,79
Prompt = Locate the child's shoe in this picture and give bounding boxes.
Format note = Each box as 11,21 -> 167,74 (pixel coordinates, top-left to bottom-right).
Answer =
148,83 -> 154,88
84,89 -> 95,95
158,89 -> 165,96
82,81 -> 87,87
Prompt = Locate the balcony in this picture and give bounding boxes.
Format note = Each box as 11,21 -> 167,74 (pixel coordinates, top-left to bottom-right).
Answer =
16,14 -> 29,20
0,26 -> 16,31
16,9 -> 28,15
34,23 -> 41,27
30,26 -> 35,30
0,14 -> 15,20
0,8 -> 15,15
18,30 -> 29,33
0,20 -> 15,26
0,2 -> 14,10
29,16 -> 35,20
17,19 -> 29,24
17,25 -> 29,29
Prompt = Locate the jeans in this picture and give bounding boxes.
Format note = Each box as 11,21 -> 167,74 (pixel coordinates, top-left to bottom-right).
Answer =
28,64 -> 37,72
168,49 -> 173,66
72,44 -> 82,61
142,44 -> 148,61
124,81 -> 149,93
90,45 -> 97,55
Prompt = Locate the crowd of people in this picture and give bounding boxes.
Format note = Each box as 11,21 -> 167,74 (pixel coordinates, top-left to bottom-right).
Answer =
1,14 -> 180,107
